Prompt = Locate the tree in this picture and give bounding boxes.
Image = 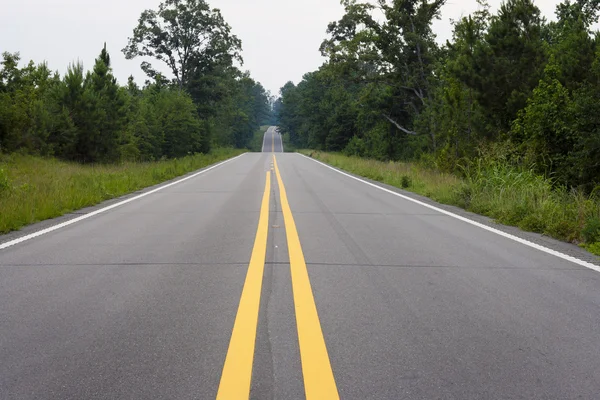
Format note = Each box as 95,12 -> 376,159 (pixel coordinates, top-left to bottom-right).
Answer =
321,0 -> 446,150
81,44 -> 128,162
153,88 -> 204,157
122,0 -> 242,90
512,60 -> 574,181
510,0 -> 600,187
277,81 -> 302,146
547,0 -> 599,90
416,3 -> 490,167
0,53 -> 57,154
470,0 -> 546,133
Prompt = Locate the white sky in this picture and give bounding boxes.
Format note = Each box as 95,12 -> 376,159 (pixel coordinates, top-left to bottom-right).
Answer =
2,0 -> 564,95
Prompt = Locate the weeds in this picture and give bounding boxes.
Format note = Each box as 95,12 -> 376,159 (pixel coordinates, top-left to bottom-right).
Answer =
401,176 -> 412,189
0,168 -> 10,193
0,149 -> 245,234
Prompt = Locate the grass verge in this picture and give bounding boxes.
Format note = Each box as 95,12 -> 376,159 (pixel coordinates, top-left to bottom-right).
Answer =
300,150 -> 600,257
0,148 -> 245,234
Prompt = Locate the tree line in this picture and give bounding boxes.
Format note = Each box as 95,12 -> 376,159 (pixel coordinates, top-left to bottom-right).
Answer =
276,0 -> 600,191
0,0 -> 273,163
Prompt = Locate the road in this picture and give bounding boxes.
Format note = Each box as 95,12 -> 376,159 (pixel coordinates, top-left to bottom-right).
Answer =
262,126 -> 283,153
1,127 -> 599,399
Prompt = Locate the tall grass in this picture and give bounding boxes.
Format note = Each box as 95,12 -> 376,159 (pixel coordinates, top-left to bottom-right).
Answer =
461,159 -> 599,243
302,150 -> 600,256
0,148 -> 245,234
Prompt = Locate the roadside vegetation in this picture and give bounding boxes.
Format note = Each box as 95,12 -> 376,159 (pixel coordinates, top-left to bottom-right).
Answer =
0,149 -> 244,234
303,150 -> 600,256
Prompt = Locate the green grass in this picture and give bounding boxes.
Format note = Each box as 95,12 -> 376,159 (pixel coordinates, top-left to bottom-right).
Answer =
301,150 -> 600,257
0,148 -> 245,234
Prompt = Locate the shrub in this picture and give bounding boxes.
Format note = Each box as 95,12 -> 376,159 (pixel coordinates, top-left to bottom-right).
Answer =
582,217 -> 600,243
401,175 -> 412,189
343,136 -> 366,157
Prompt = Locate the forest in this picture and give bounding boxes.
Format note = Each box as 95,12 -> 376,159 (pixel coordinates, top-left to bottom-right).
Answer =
0,0 -> 273,163
276,0 -> 600,193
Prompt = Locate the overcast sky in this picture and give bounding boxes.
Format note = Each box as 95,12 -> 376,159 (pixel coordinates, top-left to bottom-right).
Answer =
2,0 -> 564,96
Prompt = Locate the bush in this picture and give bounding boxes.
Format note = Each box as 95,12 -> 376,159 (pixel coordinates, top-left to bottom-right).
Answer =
582,217 -> 600,243
343,136 -> 366,157
401,175 -> 412,189
586,242 -> 600,256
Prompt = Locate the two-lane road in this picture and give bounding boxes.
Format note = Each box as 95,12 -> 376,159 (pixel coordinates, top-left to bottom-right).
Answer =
262,126 -> 283,153
1,127 -> 599,399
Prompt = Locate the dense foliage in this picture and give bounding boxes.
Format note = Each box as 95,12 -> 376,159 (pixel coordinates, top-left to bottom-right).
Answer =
0,0 -> 272,163
277,0 -> 600,192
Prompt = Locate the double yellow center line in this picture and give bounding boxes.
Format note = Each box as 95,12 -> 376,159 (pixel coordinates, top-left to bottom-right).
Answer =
271,130 -> 275,152
216,170 -> 270,398
217,155 -> 339,399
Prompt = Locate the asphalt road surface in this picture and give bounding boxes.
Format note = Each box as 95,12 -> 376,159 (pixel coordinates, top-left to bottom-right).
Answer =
1,127 -> 599,399
262,126 -> 283,153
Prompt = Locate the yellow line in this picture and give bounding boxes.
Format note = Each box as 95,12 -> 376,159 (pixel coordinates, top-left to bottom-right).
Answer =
216,171 -> 271,399
271,130 -> 275,152
273,155 -> 340,399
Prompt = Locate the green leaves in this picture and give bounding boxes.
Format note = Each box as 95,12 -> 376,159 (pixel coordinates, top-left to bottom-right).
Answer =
122,0 -> 242,89
513,59 -> 574,181
122,0 -> 270,152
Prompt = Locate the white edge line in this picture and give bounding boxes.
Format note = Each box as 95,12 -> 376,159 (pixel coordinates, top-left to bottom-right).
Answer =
297,153 -> 600,273
0,153 -> 247,251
